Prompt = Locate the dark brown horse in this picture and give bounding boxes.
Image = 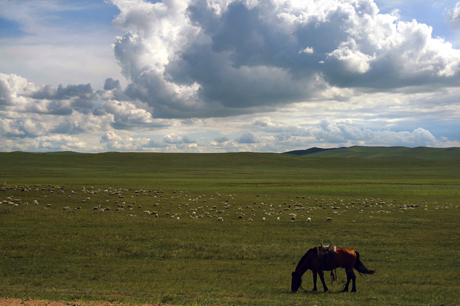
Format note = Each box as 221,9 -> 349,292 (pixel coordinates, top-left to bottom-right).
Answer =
291,244 -> 375,293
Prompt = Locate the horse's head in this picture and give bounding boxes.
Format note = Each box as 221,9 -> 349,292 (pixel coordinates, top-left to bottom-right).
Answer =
291,271 -> 302,292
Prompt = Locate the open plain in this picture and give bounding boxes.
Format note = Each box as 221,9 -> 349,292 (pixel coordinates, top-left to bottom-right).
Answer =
1,147 -> 459,305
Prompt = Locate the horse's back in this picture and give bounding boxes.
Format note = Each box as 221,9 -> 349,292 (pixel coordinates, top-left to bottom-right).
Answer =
337,247 -> 356,255
335,247 -> 358,268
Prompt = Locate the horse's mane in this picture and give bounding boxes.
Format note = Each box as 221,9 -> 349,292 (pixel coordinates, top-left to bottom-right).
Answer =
295,247 -> 317,271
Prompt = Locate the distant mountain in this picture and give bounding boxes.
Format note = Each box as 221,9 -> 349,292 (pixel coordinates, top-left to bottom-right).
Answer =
283,146 -> 460,159
283,147 -> 336,156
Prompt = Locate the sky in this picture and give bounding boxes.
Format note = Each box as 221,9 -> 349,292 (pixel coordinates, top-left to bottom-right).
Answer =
1,0 -> 460,153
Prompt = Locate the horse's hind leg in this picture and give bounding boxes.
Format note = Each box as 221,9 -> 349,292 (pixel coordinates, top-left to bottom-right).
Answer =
342,267 -> 357,292
350,270 -> 357,292
342,268 -> 352,292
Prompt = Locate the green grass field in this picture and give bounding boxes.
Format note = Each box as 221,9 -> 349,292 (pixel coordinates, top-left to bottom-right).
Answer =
1,148 -> 460,305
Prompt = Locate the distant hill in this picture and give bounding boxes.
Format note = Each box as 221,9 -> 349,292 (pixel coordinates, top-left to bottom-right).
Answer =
283,147 -> 336,156
282,147 -> 336,156
284,146 -> 460,159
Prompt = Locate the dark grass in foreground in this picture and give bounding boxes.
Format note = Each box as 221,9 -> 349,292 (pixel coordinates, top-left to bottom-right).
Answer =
1,150 -> 460,305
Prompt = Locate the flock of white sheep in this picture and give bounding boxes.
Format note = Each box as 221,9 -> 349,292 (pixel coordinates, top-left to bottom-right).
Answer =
1,183 -> 458,223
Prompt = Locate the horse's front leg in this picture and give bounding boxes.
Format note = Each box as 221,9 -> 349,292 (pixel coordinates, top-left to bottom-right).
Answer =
312,271 -> 318,291
318,270 -> 329,292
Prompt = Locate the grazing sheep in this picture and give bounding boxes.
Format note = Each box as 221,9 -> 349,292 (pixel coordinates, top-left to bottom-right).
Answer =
216,217 -> 224,221
326,217 -> 332,221
306,217 -> 311,222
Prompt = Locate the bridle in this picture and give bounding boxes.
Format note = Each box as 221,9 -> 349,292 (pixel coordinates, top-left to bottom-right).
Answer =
298,283 -> 308,292
293,272 -> 335,292
292,271 -> 307,292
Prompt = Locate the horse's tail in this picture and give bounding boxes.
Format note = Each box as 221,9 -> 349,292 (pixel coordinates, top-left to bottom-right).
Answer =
354,251 -> 376,275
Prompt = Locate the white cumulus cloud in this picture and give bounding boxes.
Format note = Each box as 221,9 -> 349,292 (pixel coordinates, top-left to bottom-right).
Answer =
104,0 -> 460,119
447,2 -> 460,25
2,1 -> 460,152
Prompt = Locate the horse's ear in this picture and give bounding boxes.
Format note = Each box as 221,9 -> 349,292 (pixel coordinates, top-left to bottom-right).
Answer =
328,243 -> 332,249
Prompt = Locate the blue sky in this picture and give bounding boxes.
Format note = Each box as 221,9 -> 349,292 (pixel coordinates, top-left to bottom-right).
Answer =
1,0 -> 460,152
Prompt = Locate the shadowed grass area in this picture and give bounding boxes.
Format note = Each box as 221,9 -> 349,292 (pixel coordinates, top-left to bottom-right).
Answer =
1,149 -> 460,305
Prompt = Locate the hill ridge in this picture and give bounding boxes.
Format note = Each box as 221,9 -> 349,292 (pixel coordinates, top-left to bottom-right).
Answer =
283,146 -> 460,159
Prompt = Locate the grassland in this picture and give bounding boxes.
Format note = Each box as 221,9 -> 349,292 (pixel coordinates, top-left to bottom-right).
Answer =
1,148 -> 460,305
